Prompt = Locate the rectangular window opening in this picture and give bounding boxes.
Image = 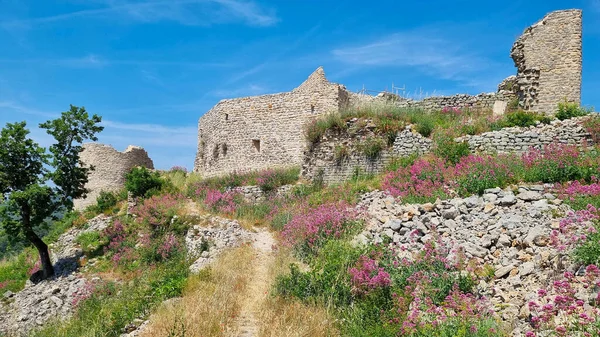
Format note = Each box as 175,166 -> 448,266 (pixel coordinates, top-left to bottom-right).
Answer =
252,139 -> 260,153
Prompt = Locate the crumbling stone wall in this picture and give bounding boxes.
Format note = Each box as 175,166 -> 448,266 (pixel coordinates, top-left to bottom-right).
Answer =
194,67 -> 349,177
74,143 -> 154,210
302,117 -> 593,184
349,92 -> 514,114
301,121 -> 433,184
457,117 -> 592,153
511,9 -> 583,114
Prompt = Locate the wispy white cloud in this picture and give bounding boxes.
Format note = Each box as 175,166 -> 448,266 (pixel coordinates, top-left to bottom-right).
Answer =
331,28 -> 494,86
1,0 -> 278,28
227,23 -> 321,84
0,54 -> 230,68
0,100 -> 56,118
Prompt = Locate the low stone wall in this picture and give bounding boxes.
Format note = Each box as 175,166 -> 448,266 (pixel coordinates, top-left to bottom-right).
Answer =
301,121 -> 432,184
457,117 -> 592,153
302,117 -> 593,184
230,184 -> 294,203
349,92 -> 514,115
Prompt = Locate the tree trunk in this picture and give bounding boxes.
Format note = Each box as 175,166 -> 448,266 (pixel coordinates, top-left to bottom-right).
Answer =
22,207 -> 54,279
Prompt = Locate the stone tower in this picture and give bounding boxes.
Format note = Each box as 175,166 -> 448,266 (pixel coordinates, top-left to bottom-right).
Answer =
74,143 -> 154,210
511,9 -> 583,114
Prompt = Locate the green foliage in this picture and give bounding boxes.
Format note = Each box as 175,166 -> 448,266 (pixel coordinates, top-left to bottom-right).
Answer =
584,114 -> 600,144
358,138 -> 386,160
257,167 -> 300,193
573,222 -> 600,265
75,232 -> 107,258
385,154 -> 418,172
0,106 -> 103,279
275,240 -> 362,306
125,167 -> 164,199
0,248 -> 38,292
334,145 -> 349,165
433,132 -> 470,164
270,211 -> 292,231
414,117 -> 435,137
32,257 -> 188,337
304,113 -> 346,144
556,100 -> 590,120
90,191 -> 120,214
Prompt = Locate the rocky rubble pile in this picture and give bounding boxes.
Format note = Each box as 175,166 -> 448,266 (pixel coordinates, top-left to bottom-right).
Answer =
186,215 -> 253,273
0,215 -> 111,335
355,186 -> 593,336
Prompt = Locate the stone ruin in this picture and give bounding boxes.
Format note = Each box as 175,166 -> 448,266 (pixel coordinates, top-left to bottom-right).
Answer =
73,143 -> 154,210
511,9 -> 582,114
194,9 -> 584,178
193,67 -> 349,178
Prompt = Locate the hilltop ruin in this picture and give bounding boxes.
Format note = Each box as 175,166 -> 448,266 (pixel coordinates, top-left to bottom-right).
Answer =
74,144 -> 154,210
193,9 -> 583,178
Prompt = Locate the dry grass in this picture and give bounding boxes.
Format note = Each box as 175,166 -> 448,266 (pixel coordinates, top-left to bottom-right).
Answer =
139,245 -> 254,337
256,248 -> 340,337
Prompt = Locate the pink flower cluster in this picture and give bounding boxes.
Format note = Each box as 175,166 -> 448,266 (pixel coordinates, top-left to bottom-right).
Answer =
527,267 -> 600,336
27,259 -> 41,276
281,202 -> 356,252
204,189 -> 238,214
382,157 -> 451,201
157,233 -> 181,260
71,279 -> 96,307
441,106 -> 462,116
102,220 -> 136,266
349,255 -> 391,295
133,193 -> 182,231
549,205 -> 599,252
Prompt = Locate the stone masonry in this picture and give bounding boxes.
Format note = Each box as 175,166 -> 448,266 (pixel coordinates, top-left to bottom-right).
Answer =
302,117 -> 594,184
195,9 -> 584,178
511,9 -> 582,114
74,143 -> 154,210
193,67 -> 349,177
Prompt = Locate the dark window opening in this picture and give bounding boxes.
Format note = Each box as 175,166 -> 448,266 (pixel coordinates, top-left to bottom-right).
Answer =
213,144 -> 219,159
252,139 -> 261,152
225,113 -> 229,121
222,143 -> 228,156
311,105 -> 315,113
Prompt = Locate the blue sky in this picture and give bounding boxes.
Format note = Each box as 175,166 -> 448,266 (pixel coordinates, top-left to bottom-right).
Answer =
1,0 -> 599,170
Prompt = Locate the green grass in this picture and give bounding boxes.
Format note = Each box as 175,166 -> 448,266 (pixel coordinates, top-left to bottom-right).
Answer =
0,248 -> 38,293
31,257 -> 189,337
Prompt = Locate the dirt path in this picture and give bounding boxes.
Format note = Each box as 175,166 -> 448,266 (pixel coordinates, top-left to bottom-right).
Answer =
231,229 -> 275,337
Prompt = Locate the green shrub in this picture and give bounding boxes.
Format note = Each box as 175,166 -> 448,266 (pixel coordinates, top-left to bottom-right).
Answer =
357,138 -> 385,161
75,232 -> 107,258
433,132 -> 470,164
334,145 -> 349,165
305,113 -> 346,144
91,191 -> 119,214
275,240 -> 363,306
573,222 -> 600,265
556,100 -> 590,120
0,248 -> 38,292
385,154 -> 418,172
414,117 -> 435,137
125,167 -> 164,199
256,167 -> 300,193
32,257 -> 188,337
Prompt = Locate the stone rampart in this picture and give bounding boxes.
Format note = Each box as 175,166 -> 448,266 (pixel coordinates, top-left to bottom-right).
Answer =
511,9 -> 582,114
193,67 -> 349,177
74,143 -> 154,210
302,117 -> 593,184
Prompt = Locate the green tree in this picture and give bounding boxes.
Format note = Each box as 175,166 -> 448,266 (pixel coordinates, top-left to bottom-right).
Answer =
0,105 -> 103,280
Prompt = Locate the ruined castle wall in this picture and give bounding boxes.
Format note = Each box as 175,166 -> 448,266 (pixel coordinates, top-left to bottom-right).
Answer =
194,67 -> 348,177
348,92 -> 514,115
511,9 -> 582,114
457,117 -> 592,153
74,143 -> 154,210
302,117 -> 592,184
